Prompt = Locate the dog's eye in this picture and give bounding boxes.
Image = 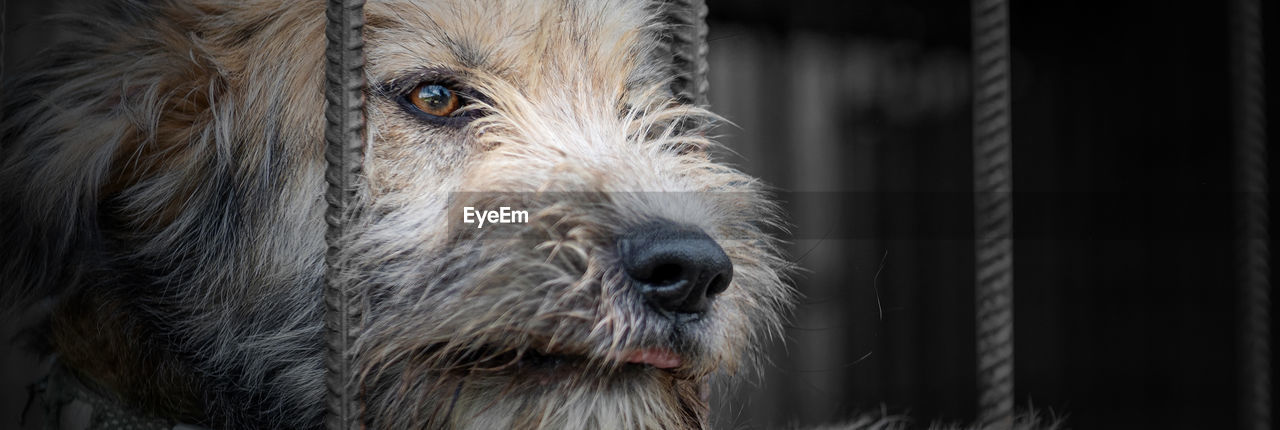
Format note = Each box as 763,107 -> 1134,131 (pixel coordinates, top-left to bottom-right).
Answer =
408,83 -> 461,117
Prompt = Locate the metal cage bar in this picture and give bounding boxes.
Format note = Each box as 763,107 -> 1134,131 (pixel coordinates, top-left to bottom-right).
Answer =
1232,0 -> 1270,429
667,0 -> 710,107
323,0 -> 367,429
972,0 -> 1014,427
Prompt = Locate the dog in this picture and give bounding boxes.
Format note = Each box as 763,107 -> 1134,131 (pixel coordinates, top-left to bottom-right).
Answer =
0,0 -> 792,428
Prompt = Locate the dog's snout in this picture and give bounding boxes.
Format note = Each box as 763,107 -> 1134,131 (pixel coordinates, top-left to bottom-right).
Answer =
620,221 -> 733,316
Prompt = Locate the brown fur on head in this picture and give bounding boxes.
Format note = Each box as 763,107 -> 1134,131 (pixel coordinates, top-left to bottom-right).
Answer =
1,0 -> 793,429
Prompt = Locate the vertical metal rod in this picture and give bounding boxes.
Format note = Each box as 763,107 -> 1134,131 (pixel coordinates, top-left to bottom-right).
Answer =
1232,0 -> 1270,429
324,0 -> 367,429
972,0 -> 1014,428
667,0 -> 710,107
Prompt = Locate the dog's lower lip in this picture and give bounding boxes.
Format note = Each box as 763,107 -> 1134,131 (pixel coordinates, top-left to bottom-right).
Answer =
459,345 -> 685,373
624,348 -> 683,369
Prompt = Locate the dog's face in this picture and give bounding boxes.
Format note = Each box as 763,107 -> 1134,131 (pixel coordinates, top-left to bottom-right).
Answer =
353,1 -> 790,428
1,0 -> 790,428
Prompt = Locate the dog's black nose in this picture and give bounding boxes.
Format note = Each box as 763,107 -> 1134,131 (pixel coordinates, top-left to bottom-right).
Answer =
619,221 -> 733,316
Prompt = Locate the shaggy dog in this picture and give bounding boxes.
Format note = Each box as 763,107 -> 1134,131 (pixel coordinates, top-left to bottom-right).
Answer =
1,0 -> 791,428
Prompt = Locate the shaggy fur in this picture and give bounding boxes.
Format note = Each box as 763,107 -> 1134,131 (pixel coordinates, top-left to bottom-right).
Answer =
1,0 -> 792,429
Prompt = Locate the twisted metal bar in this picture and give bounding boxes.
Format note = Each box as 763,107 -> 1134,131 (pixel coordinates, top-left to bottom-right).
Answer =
1231,0 -> 1270,429
323,0 -> 367,429
972,0 -> 1014,428
666,0 -> 710,106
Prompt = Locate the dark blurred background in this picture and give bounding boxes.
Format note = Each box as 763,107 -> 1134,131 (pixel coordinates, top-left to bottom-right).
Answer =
702,0 -> 1278,429
3,0 -> 1278,428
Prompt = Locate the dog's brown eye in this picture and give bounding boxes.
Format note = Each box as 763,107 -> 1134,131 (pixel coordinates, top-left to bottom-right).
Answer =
409,83 -> 461,117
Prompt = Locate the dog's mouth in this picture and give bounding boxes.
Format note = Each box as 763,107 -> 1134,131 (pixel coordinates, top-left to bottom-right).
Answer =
431,343 -> 690,378
622,347 -> 683,369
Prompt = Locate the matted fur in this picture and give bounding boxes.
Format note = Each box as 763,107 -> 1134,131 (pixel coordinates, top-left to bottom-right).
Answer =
1,0 -> 792,429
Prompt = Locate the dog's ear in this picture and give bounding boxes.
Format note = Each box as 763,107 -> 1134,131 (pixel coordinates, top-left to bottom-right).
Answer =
0,3 -> 151,311
0,1 -> 325,312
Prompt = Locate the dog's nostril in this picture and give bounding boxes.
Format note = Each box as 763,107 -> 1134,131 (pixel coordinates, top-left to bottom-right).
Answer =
619,221 -> 733,316
706,273 -> 730,296
648,263 -> 685,286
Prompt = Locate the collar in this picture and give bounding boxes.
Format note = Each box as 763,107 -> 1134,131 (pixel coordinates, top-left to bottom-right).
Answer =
37,360 -> 209,430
